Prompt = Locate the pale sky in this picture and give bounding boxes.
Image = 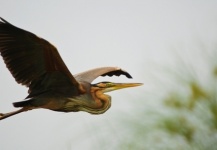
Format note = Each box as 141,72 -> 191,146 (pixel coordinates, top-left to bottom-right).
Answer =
0,1 -> 217,150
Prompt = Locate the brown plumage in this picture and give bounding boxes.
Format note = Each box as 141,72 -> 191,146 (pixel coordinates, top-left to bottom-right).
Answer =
0,18 -> 142,120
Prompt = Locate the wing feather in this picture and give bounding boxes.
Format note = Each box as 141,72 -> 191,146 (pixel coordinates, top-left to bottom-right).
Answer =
0,18 -> 80,96
74,67 -> 132,83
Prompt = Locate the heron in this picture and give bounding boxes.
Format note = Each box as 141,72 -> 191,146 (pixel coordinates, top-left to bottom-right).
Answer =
0,18 -> 142,120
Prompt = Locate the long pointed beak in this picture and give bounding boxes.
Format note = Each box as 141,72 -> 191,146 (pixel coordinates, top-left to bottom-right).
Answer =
103,83 -> 143,93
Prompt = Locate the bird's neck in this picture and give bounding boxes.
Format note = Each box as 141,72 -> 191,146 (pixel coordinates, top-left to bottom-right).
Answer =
87,89 -> 111,114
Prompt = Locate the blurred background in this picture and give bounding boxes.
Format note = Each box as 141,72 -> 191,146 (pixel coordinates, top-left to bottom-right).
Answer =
0,0 -> 217,150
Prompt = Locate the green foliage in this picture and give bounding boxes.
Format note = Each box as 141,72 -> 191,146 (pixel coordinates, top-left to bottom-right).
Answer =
213,67 -> 217,77
209,99 -> 217,129
164,93 -> 186,108
188,82 -> 210,109
159,116 -> 195,142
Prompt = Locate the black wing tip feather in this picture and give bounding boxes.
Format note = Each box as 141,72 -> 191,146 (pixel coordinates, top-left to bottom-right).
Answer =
101,68 -> 133,79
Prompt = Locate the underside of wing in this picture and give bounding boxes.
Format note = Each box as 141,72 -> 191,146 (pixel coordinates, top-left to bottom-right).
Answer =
0,18 -> 80,96
74,67 -> 132,83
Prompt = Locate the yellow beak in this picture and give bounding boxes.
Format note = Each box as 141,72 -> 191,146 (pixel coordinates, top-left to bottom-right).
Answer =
103,83 -> 143,93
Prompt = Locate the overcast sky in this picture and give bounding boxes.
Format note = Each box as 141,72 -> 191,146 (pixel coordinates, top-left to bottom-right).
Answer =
0,1 -> 217,150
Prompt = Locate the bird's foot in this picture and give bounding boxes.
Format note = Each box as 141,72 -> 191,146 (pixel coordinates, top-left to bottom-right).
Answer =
0,113 -> 7,120
0,113 -> 4,118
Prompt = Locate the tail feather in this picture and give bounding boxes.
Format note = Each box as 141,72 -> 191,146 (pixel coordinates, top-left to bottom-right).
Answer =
13,99 -> 31,107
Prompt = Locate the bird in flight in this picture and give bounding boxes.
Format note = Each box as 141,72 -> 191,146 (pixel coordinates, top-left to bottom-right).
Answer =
0,18 -> 142,120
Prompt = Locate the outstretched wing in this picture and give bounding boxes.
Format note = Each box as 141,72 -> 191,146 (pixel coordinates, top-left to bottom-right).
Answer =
0,18 -> 81,96
74,67 -> 132,83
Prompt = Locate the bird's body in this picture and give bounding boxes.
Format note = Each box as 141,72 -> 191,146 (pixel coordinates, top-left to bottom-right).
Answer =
0,18 -> 142,120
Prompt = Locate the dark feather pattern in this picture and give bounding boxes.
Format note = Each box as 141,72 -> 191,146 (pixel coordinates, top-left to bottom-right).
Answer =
101,70 -> 132,78
0,17 -> 80,96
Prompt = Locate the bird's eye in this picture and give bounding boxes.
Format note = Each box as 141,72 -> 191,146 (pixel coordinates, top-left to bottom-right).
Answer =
106,83 -> 113,87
